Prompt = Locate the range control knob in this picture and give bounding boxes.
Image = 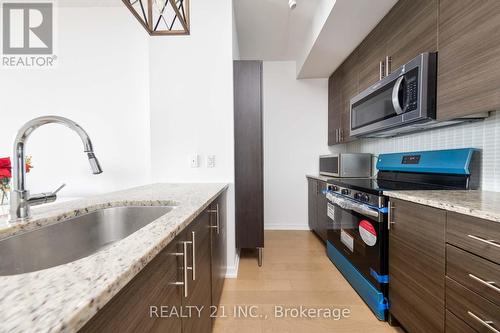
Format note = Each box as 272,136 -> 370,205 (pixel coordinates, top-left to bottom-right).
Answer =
361,194 -> 370,203
341,189 -> 350,195
354,192 -> 362,200
328,185 -> 339,192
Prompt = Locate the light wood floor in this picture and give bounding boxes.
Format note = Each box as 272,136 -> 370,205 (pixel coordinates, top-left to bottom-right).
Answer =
213,231 -> 403,333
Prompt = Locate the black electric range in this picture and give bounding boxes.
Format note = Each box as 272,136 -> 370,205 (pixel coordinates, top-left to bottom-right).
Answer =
323,148 -> 481,322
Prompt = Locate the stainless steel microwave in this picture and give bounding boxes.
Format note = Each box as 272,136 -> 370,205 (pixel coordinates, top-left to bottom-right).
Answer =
350,53 -> 438,137
319,153 -> 372,178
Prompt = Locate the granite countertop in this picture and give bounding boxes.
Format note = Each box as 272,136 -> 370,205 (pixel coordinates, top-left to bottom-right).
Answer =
306,174 -> 332,182
0,183 -> 228,333
384,190 -> 500,223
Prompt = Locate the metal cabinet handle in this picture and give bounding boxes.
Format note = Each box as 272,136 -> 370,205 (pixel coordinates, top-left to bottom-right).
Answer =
340,129 -> 343,142
169,242 -> 190,298
208,204 -> 220,235
379,60 -> 385,80
388,201 -> 395,230
191,231 -> 196,280
182,241 -> 189,297
467,311 -> 500,333
335,128 -> 339,143
385,56 -> 392,77
467,235 -> 500,248
468,274 -> 500,293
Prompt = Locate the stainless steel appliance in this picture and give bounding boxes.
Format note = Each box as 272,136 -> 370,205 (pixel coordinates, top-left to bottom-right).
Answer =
350,53 -> 485,138
324,148 -> 481,321
319,153 -> 372,178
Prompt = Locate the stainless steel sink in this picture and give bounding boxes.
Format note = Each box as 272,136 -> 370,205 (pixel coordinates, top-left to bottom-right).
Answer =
0,206 -> 175,276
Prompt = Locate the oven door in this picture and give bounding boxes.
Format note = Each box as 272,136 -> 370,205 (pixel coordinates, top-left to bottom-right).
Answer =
319,155 -> 339,177
326,194 -> 388,290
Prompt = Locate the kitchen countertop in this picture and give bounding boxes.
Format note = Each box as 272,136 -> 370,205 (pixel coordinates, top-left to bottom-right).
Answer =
384,190 -> 500,223
0,183 -> 228,333
306,174 -> 332,182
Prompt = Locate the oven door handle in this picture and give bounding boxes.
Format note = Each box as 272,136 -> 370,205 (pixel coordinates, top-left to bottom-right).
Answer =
327,193 -> 380,218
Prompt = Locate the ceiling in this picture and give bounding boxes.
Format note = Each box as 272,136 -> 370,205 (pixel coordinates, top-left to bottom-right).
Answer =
234,0 -> 398,78
233,0 -> 323,61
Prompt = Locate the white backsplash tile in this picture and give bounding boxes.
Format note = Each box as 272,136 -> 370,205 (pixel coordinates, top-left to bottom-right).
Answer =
346,111 -> 500,191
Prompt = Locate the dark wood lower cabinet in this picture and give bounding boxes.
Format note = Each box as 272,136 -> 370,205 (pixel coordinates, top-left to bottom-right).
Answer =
307,178 -> 328,243
79,193 -> 227,333
388,198 -> 445,333
210,192 -> 227,315
316,181 -> 328,242
183,210 -> 212,333
79,239 -> 183,333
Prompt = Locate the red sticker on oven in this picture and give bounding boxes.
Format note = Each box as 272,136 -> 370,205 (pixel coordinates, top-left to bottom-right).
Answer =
359,220 -> 377,246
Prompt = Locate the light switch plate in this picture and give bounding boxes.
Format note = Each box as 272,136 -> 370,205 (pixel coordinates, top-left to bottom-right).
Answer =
207,155 -> 216,168
190,154 -> 199,168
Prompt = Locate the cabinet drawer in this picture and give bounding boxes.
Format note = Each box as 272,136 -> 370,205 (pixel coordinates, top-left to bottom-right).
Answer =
447,212 -> 500,265
446,310 -> 476,333
447,244 -> 500,306
446,277 -> 500,333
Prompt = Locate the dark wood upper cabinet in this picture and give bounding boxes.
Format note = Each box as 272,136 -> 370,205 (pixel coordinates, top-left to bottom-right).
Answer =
328,72 -> 342,145
385,0 -> 438,70
357,23 -> 387,92
437,0 -> 500,120
340,51 -> 358,143
234,60 -> 264,252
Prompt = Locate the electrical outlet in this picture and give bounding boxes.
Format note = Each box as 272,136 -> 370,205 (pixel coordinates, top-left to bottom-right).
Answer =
190,154 -> 199,168
207,155 -> 216,168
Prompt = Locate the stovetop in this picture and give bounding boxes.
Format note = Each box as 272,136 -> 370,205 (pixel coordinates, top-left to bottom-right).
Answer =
327,177 -> 464,196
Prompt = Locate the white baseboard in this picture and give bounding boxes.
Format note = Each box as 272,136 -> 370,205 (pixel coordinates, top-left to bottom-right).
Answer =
225,250 -> 240,278
264,224 -> 311,230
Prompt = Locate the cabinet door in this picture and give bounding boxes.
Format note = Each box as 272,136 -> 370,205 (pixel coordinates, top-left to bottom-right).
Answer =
234,60 -> 264,249
385,0 -> 437,71
437,0 -> 500,120
316,181 -> 328,242
357,24 -> 387,92
328,72 -> 342,146
182,210 -> 212,333
388,199 -> 446,333
340,51 -> 358,143
79,239 -> 183,333
210,193 -> 227,311
308,179 -> 318,232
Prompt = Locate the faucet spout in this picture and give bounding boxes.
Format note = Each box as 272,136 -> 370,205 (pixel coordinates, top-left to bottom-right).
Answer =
10,116 -> 102,221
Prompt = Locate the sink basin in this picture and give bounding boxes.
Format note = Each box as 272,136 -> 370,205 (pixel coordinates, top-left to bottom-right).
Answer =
0,206 -> 175,276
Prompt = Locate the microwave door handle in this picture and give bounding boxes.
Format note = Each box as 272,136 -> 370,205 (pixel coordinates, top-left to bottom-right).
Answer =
392,76 -> 405,115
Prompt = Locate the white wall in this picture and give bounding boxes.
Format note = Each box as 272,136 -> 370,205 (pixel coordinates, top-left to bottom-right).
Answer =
348,111 -> 500,191
149,1 -> 237,276
262,61 -> 330,230
0,5 -> 151,196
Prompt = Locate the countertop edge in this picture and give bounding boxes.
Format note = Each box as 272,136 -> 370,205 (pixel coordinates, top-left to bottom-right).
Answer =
383,190 -> 500,223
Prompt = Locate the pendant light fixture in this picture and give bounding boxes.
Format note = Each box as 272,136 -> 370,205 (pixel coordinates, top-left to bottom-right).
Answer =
122,0 -> 190,35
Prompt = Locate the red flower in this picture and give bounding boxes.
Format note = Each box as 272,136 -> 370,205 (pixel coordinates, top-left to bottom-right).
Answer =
0,157 -> 11,179
0,157 -> 10,169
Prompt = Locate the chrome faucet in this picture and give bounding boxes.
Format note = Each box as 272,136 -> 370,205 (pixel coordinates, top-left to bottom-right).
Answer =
9,116 -> 102,221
